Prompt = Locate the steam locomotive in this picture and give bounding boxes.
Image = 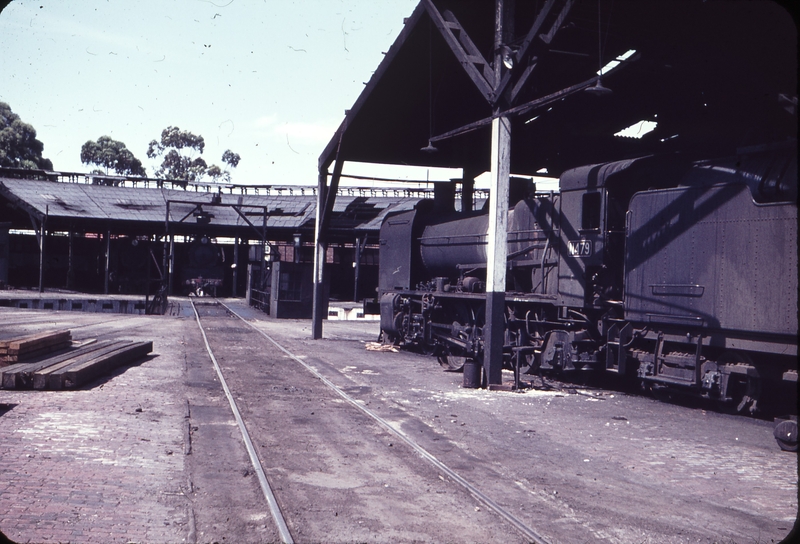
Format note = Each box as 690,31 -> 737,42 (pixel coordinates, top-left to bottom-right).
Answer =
378,147 -> 797,418
179,234 -> 226,296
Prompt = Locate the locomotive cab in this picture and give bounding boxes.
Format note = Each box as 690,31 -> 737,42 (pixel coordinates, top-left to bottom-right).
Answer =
556,173 -> 626,311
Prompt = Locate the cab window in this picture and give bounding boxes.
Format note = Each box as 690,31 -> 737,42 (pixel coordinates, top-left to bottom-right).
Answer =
581,192 -> 601,230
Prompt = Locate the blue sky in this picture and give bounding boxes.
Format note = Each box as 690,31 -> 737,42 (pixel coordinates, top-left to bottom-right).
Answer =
0,0 -> 468,185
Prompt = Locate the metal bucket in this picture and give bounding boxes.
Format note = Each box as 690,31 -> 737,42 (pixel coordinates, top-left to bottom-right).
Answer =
462,359 -> 482,388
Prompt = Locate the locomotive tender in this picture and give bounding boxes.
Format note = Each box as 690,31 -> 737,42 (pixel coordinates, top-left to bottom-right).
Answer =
379,148 -> 797,415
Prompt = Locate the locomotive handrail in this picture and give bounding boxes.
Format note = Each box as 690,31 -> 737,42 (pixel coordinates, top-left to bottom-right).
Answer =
507,242 -> 548,260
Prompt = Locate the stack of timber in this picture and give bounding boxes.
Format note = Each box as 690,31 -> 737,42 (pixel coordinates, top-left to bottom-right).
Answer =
1,339 -> 100,389
0,339 -> 153,390
0,330 -> 72,365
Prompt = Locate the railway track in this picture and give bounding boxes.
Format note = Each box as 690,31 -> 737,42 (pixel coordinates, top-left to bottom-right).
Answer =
0,302 -> 791,542
190,298 -> 548,543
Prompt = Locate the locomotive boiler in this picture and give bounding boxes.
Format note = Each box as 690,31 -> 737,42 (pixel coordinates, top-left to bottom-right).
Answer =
379,148 -> 797,421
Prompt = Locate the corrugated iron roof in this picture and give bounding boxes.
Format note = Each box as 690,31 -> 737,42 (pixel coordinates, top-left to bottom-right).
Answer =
0,177 -> 425,237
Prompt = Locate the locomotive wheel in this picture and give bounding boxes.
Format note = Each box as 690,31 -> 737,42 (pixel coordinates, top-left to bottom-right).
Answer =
421,343 -> 438,356
438,356 -> 466,372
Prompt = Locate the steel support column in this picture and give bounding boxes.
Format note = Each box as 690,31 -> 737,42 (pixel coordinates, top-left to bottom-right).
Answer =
67,230 -> 75,290
104,229 -> 111,295
353,236 -> 364,302
233,236 -> 239,297
37,206 -> 48,293
168,234 -> 175,296
163,203 -> 170,295
461,170 -> 479,213
311,169 -> 327,339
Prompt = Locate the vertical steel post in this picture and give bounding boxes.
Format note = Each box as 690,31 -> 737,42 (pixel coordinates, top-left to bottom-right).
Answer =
311,169 -> 327,339
104,228 -> 111,294
38,205 -> 48,293
353,236 -> 363,302
67,230 -> 74,290
233,236 -> 239,297
262,207 -> 268,310
168,234 -> 175,296
461,175 -> 475,213
163,202 -> 170,294
483,0 -> 513,386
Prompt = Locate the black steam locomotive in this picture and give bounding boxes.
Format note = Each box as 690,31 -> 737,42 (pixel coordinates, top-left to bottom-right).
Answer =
379,147 -> 797,418
179,234 -> 226,296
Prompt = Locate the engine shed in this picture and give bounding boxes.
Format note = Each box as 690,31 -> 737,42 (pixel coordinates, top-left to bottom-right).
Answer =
313,0 -> 797,385
0,168 -> 432,316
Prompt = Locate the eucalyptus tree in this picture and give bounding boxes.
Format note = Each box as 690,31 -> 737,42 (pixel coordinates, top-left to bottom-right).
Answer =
207,149 -> 241,183
147,126 -> 208,184
80,135 -> 146,176
0,101 -> 53,170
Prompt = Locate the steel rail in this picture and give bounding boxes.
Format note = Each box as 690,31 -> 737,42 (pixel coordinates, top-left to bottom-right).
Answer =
190,300 -> 294,544
220,300 -> 551,544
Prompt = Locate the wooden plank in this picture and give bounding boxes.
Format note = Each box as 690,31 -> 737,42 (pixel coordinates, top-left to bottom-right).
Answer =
5,340 -> 72,359
32,341 -> 133,390
0,330 -> 73,366
2,341 -> 68,366
1,340 -> 110,390
9,331 -> 72,354
1,330 -> 71,351
60,341 -> 153,390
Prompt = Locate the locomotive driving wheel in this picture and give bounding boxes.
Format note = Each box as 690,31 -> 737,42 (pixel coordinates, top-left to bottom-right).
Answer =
438,355 -> 466,372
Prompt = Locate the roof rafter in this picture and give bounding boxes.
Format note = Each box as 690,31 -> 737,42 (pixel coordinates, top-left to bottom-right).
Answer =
496,0 -> 576,105
422,0 -> 496,103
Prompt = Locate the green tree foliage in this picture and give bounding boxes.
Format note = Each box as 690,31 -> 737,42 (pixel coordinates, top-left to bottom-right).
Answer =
0,101 -> 53,170
207,149 -> 242,183
80,135 -> 146,177
206,164 -> 225,183
146,126 -> 208,184
222,149 -> 241,168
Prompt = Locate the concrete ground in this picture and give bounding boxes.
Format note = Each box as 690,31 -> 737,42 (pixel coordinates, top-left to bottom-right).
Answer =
0,298 -> 796,543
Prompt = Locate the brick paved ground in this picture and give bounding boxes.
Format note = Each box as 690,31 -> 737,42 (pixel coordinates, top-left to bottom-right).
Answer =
0,308 -> 192,544
1,301 -> 796,543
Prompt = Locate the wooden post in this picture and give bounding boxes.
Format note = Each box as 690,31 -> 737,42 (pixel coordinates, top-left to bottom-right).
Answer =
484,116 -> 511,386
483,0 -> 513,386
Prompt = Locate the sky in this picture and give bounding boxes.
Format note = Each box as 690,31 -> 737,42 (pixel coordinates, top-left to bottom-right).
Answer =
0,0 -> 470,186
